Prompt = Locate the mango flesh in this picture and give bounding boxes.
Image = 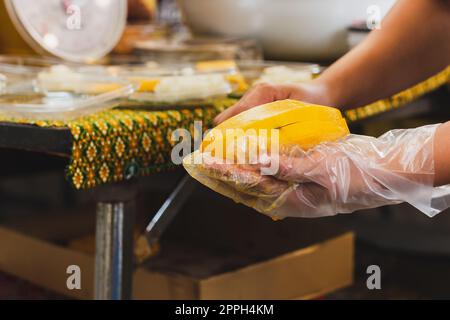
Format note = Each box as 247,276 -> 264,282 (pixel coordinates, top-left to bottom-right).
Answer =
279,118 -> 349,149
210,99 -> 343,133
201,99 -> 349,159
128,78 -> 160,92
225,74 -> 249,92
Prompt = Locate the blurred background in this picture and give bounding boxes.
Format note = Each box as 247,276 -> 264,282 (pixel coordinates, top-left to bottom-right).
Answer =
0,0 -> 449,300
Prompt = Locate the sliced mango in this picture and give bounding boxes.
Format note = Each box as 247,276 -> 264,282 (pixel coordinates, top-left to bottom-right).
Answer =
225,73 -> 249,93
128,77 -> 160,92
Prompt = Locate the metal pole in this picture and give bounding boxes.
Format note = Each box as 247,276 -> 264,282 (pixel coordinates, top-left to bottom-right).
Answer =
136,175 -> 197,265
92,181 -> 137,300
145,175 -> 196,246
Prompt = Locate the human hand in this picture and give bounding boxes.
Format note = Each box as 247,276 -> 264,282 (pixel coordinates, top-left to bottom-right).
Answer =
214,81 -> 333,125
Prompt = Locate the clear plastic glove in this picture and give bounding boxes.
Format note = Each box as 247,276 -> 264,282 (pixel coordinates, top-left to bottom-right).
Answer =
184,124 -> 450,219
266,124 -> 450,218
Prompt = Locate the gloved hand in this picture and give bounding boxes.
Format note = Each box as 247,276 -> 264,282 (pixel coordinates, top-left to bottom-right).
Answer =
184,124 -> 450,219
263,124 -> 439,218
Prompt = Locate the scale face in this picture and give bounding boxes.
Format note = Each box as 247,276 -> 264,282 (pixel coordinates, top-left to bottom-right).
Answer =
5,0 -> 127,62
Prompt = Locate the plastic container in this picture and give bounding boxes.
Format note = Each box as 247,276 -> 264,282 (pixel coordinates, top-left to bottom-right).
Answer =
0,55 -> 74,83
0,56 -> 238,115
64,66 -> 232,106
75,62 -> 179,78
0,74 -> 135,121
0,73 -> 5,93
0,55 -> 63,71
1,59 -> 319,113
235,60 -> 321,85
126,73 -> 232,104
109,60 -> 319,106
73,61 -> 239,107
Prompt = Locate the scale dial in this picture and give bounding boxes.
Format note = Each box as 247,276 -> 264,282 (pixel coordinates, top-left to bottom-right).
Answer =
5,0 -> 127,62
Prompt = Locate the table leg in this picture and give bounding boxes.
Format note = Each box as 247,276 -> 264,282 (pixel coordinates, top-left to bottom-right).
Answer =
92,181 -> 137,300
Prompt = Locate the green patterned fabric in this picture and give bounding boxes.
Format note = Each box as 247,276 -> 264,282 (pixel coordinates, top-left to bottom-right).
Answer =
66,98 -> 235,189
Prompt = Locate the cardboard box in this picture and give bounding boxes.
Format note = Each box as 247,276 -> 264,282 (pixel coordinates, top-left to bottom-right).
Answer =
0,226 -> 353,299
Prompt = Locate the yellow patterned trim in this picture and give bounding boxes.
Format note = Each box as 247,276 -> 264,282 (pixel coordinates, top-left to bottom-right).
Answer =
344,66 -> 450,122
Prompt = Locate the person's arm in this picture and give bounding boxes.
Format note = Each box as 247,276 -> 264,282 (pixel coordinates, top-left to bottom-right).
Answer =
215,0 -> 450,124
434,122 -> 450,186
319,0 -> 450,109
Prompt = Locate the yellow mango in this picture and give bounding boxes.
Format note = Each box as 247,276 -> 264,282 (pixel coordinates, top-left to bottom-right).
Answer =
128,77 -> 160,92
279,118 -> 349,149
185,99 -> 349,215
204,119 -> 348,161
213,99 -> 343,131
225,73 -> 249,92
202,99 -> 347,153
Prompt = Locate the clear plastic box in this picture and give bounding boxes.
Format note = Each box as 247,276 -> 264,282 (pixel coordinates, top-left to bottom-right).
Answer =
0,73 -> 5,93
61,62 -> 237,107
0,75 -> 135,121
92,60 -> 320,107
0,57 -> 136,121
0,56 -> 322,115
235,60 -> 321,85
0,55 -> 74,84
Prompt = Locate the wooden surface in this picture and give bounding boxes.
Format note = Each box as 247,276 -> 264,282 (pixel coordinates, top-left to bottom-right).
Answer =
0,122 -> 71,157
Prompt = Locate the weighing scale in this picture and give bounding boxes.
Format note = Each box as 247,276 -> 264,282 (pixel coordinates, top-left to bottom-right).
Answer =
0,0 -> 127,62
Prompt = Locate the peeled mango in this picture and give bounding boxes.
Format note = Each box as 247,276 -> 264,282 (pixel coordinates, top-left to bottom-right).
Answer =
200,99 -> 349,158
183,99 -> 350,218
